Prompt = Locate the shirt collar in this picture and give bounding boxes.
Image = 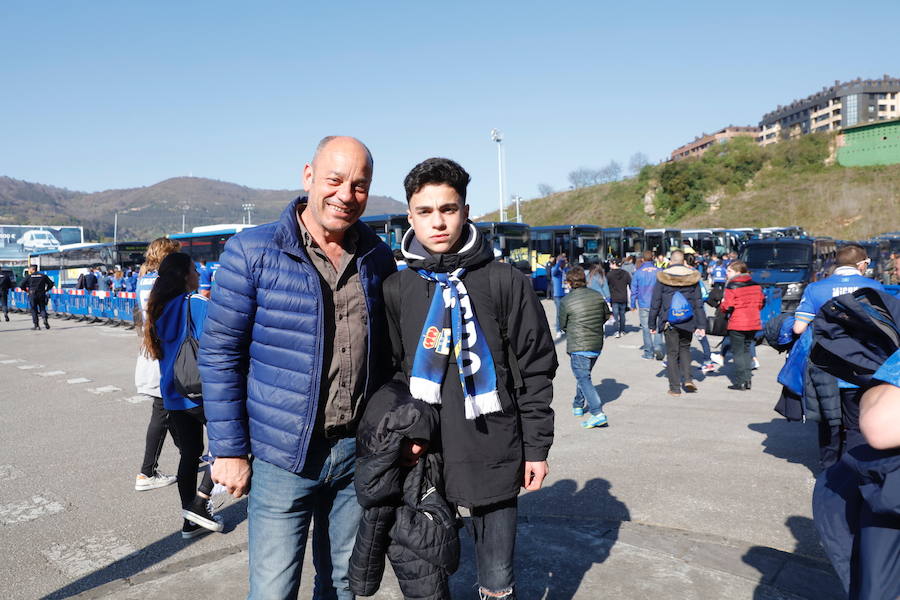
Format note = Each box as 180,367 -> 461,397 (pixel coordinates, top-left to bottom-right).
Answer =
296,206 -> 359,255
833,266 -> 861,276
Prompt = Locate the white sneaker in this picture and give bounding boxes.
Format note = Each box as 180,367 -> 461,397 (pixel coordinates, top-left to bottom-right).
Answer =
710,353 -> 724,366
615,332 -> 622,339
135,471 -> 177,491
555,331 -> 564,340
752,358 -> 760,370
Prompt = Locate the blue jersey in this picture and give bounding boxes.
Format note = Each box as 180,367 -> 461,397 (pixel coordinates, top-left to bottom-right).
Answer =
711,263 -> 728,283
137,272 -> 158,314
795,266 -> 884,389
198,265 -> 213,291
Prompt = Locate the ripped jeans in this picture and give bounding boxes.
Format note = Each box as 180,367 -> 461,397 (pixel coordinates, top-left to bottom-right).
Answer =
468,498 -> 518,599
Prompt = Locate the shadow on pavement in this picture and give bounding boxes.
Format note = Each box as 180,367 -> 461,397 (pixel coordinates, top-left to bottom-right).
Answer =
449,478 -> 629,599
42,498 -> 248,599
742,516 -> 843,600
595,378 -> 628,405
748,419 -> 821,476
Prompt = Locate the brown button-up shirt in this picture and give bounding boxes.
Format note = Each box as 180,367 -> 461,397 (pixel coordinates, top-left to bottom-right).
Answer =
297,212 -> 368,435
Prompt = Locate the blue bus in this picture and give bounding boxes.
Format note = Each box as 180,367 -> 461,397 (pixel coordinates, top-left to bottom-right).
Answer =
360,213 -> 408,251
644,228 -> 682,256
28,242 -> 148,289
741,236 -> 836,313
601,227 -> 644,261
168,225 -> 256,267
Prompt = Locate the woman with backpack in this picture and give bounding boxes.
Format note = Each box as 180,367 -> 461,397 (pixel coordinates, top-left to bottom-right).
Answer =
719,260 -> 764,391
142,252 -> 223,538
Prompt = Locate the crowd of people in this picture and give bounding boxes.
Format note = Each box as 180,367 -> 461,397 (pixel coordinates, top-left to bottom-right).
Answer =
5,136 -> 898,599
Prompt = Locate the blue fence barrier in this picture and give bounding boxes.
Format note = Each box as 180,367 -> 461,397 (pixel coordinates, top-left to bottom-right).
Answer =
8,290 -> 138,327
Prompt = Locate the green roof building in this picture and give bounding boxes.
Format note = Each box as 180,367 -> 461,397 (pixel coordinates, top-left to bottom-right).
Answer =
837,118 -> 900,167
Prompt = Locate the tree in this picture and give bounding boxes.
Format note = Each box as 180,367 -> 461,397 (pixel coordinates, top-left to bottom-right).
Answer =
567,168 -> 595,189
537,183 -> 555,197
629,152 -> 649,175
605,160 -> 622,182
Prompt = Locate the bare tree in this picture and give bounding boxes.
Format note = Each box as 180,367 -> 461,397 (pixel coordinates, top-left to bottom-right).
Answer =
567,168 -> 595,189
537,183 -> 555,197
605,160 -> 622,182
629,152 -> 649,175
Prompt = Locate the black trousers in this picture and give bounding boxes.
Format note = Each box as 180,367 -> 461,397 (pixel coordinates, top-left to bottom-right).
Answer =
30,298 -> 48,327
168,406 -> 214,509
728,330 -> 755,386
139,395 -> 177,476
664,326 -> 693,392
1,292 -> 8,317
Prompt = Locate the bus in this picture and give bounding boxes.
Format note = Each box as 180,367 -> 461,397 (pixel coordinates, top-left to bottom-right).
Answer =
644,228 -> 681,256
475,222 -> 531,270
530,225 -> 602,267
361,213 -> 408,251
741,236 -> 836,312
168,225 -> 256,267
601,227 -> 644,261
759,226 -> 806,239
28,242 -> 149,289
680,229 -> 722,256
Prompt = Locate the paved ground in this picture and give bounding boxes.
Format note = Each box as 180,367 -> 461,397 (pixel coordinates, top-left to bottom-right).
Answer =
0,302 -> 844,599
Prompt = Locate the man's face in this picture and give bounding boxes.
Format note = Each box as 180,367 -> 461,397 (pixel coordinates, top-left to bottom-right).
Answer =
407,184 -> 469,254
302,138 -> 372,236
29,266 -> 37,274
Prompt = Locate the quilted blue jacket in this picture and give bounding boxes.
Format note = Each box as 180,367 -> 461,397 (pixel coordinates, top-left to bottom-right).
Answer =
198,197 -> 396,473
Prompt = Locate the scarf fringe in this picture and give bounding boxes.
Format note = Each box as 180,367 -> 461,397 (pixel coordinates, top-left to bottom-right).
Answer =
465,391 -> 503,419
409,376 -> 443,404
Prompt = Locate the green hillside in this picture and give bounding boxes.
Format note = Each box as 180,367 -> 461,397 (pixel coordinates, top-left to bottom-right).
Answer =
480,134 -> 900,240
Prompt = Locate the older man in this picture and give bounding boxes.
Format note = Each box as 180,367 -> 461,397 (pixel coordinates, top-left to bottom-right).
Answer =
199,136 -> 395,599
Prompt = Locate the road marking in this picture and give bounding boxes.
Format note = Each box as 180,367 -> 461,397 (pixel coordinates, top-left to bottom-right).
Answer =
618,344 -> 641,349
0,495 -> 65,525
17,364 -> 44,370
0,465 -> 25,482
42,531 -> 136,578
0,359 -> 23,365
38,370 -> 66,377
87,385 -> 122,395
123,395 -> 151,404
66,377 -> 92,384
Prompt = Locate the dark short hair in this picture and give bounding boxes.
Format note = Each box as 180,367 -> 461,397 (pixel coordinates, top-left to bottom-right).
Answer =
404,158 -> 470,204
642,250 -> 654,263
566,265 -> 587,288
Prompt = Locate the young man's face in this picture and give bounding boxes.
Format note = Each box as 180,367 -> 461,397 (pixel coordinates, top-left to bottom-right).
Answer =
407,183 -> 469,254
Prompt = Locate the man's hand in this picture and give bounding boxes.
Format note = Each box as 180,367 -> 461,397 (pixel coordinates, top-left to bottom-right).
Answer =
211,456 -> 252,498
650,329 -> 657,335
399,439 -> 429,467
523,461 -> 549,491
696,329 -> 706,339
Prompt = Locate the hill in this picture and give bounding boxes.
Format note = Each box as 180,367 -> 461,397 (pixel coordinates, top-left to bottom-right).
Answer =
480,134 -> 900,240
0,176 -> 405,241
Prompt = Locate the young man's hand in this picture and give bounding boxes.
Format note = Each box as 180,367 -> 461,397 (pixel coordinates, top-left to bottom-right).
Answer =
523,461 -> 549,490
399,439 -> 429,467
212,456 -> 252,498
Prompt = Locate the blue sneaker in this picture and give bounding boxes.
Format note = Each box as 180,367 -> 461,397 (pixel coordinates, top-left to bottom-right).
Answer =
582,413 -> 609,428
573,406 -> 586,416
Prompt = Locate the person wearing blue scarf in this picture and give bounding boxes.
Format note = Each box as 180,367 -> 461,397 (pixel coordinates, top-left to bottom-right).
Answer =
382,158 -> 557,600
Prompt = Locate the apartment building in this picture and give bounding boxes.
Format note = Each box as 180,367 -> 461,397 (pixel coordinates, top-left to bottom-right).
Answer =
670,125 -> 760,161
758,75 -> 900,146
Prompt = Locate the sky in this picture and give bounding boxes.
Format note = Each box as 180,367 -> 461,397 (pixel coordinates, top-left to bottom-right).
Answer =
3,1 -> 900,218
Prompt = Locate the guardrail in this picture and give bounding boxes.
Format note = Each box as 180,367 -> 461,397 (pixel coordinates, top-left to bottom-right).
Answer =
7,289 -> 138,329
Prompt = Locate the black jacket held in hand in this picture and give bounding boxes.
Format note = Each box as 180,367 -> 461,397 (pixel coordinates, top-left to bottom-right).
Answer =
384,224 -> 557,507
349,381 -> 459,600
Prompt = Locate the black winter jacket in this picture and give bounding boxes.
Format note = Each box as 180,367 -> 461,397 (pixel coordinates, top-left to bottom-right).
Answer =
349,381 -> 459,600
648,265 -> 708,332
384,223 -> 557,507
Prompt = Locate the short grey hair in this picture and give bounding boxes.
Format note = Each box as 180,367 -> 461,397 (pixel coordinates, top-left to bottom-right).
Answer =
312,136 -> 374,170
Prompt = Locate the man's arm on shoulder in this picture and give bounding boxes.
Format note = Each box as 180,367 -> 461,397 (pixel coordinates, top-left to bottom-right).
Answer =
505,269 -> 557,465
198,234 -> 257,459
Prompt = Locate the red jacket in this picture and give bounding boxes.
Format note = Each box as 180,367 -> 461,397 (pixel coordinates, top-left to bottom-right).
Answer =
720,275 -> 764,331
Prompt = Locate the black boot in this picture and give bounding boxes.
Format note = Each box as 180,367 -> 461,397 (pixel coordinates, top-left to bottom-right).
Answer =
743,380 -> 751,390
43,320 -> 50,330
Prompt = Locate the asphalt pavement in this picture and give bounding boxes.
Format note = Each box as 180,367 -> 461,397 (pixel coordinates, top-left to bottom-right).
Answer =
0,302 -> 844,599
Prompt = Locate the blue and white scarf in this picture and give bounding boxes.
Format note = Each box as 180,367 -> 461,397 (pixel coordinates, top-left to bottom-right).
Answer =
408,261 -> 502,420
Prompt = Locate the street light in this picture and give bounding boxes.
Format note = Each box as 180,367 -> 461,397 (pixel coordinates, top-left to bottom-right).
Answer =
180,204 -> 190,233
242,203 -> 256,225
490,129 -> 506,221
512,194 -> 522,223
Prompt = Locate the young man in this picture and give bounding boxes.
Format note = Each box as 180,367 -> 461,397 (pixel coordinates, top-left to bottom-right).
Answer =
649,250 -> 708,396
559,266 -> 611,427
384,157 -> 557,600
631,251 -> 664,360
606,259 -> 631,338
20,264 -> 54,330
550,253 -> 568,338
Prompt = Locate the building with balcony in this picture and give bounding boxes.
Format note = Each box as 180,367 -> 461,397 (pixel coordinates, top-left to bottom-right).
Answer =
670,126 -> 760,161
758,75 -> 900,146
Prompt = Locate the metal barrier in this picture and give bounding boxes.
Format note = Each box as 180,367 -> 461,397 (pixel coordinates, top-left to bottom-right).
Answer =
15,289 -> 140,328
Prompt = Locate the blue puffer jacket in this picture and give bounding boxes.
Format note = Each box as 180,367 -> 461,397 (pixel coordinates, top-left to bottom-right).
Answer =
198,198 -> 396,472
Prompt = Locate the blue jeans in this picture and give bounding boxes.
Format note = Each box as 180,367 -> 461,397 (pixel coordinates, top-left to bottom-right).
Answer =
469,498 -> 517,597
248,435 -> 362,600
570,353 -> 604,416
611,302 -> 627,335
638,308 -> 663,358
553,296 -> 563,332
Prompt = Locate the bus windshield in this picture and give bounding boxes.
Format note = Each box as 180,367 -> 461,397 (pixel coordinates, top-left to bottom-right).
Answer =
743,244 -> 812,269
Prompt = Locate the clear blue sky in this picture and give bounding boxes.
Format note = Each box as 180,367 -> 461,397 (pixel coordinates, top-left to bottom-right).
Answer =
2,1 -> 898,217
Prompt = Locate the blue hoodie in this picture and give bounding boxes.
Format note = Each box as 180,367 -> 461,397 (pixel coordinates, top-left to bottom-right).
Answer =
630,262 -> 659,309
156,293 -> 208,411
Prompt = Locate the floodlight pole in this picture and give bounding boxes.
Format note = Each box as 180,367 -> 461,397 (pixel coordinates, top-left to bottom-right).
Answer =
491,129 -> 506,221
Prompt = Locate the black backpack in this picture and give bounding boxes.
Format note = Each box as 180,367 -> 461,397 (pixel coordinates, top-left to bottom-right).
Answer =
174,294 -> 203,400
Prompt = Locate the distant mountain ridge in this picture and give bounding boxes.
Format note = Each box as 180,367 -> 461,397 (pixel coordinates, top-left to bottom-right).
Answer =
0,175 -> 405,241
